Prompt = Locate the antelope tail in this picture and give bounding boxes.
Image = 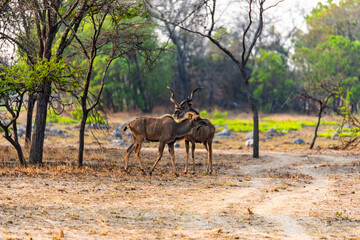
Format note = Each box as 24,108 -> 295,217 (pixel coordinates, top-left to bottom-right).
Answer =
122,124 -> 129,132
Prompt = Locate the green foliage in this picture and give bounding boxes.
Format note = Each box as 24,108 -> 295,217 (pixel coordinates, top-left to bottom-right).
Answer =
47,109 -> 78,123
69,13 -> 172,113
213,109 -> 228,119
70,108 -> 83,121
204,110 -> 339,133
71,107 -> 107,124
294,35 -> 360,108
317,127 -> 360,137
87,110 -> 107,124
250,49 -> 294,112
200,110 -> 209,119
1,57 -> 79,95
47,107 -> 107,124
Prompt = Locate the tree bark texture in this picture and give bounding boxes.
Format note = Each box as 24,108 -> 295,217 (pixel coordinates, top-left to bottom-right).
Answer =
29,82 -> 51,164
77,109 -> 88,167
310,104 -> 324,149
25,93 -> 35,147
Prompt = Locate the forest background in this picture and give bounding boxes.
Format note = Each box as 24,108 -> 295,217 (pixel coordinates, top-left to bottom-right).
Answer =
1,0 -> 360,165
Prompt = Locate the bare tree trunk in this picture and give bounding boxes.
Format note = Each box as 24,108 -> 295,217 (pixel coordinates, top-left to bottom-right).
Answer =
25,93 -> 35,147
1,117 -> 26,166
242,71 -> 259,158
29,82 -> 51,165
77,107 -> 88,167
77,54 -> 94,167
5,133 -> 26,166
310,104 -> 324,149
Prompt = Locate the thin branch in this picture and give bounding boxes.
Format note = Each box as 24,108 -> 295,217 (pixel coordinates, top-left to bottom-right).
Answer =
51,5 -> 90,59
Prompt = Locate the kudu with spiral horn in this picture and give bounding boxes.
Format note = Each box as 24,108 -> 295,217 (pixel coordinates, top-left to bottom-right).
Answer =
167,87 -> 215,174
122,112 -> 207,176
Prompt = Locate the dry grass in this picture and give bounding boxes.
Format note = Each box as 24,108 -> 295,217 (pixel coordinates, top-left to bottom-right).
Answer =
1,113 -> 360,239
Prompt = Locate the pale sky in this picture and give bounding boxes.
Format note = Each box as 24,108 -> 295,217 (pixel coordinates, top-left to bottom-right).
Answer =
271,0 -> 341,33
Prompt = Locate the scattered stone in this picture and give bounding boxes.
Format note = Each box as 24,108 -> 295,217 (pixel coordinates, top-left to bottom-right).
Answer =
124,131 -> 132,138
315,145 -> 321,150
1,119 -> 11,126
331,132 -> 339,140
45,128 -> 69,138
245,139 -> 254,148
215,125 -> 231,138
17,125 -> 26,138
112,127 -> 122,139
292,138 -> 305,144
268,128 -> 277,134
111,139 -> 129,147
85,123 -> 109,130
245,131 -> 253,140
174,142 -> 180,148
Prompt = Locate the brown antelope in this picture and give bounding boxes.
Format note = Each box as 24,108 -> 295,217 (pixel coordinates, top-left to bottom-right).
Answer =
122,112 -> 206,176
167,87 -> 215,174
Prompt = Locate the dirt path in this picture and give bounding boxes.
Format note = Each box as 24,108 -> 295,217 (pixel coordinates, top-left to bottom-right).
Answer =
1,148 -> 360,239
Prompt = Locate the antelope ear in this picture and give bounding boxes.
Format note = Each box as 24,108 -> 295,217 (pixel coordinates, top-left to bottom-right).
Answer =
199,119 -> 207,126
186,112 -> 195,119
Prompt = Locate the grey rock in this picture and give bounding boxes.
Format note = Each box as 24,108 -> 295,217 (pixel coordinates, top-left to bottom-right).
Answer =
45,128 -> 69,137
292,138 -> 305,144
1,119 -> 11,125
86,123 -> 109,130
215,125 -> 231,138
268,127 -> 277,133
17,125 -> 26,138
174,142 -> 180,148
111,139 -> 129,147
331,132 -> 339,140
245,139 -> 254,147
245,131 -> 253,140
112,127 -> 122,139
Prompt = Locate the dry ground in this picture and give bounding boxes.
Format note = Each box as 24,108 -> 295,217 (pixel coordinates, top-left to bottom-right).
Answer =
1,113 -> 360,239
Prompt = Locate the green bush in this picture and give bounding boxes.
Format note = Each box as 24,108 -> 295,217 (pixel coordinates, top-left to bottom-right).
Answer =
207,113 -> 340,133
47,109 -> 78,123
200,110 -> 210,119
212,109 -> 228,119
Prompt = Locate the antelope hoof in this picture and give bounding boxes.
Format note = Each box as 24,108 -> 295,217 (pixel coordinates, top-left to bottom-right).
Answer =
191,171 -> 195,175
184,170 -> 188,174
124,168 -> 130,174
148,171 -> 153,176
140,169 -> 147,175
174,172 -> 179,177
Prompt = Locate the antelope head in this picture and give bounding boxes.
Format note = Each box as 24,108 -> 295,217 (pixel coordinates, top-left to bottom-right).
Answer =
167,86 -> 202,119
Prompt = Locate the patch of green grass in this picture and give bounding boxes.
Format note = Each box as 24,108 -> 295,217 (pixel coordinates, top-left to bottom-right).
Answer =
205,110 -> 340,133
47,108 -> 107,124
47,109 -> 79,123
318,128 -> 360,137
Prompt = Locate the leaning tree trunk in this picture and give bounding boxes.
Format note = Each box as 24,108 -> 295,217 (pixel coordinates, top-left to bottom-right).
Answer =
3,125 -> 26,166
29,82 -> 51,165
77,106 -> 88,167
310,103 -> 324,149
25,93 -> 36,147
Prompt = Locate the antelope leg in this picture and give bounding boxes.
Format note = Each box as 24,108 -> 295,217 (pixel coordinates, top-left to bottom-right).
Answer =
124,143 -> 135,171
184,140 -> 190,174
168,143 -> 178,176
149,142 -> 165,175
